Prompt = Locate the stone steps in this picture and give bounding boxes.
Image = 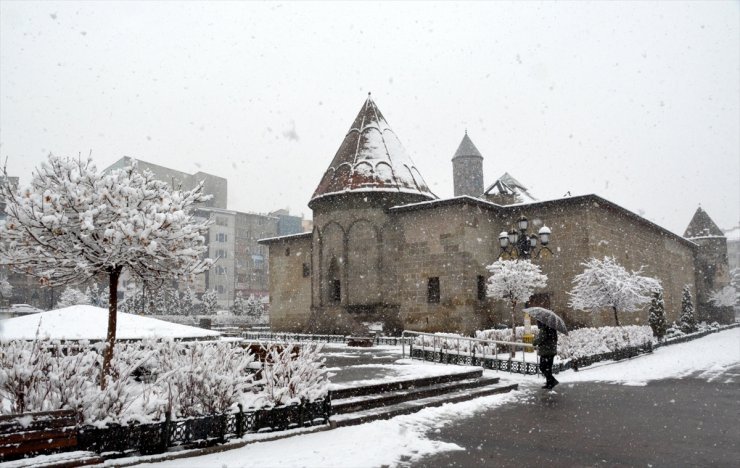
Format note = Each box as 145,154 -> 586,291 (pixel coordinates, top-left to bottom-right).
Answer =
329,369 -> 484,400
328,369 -> 518,427
331,376 -> 502,414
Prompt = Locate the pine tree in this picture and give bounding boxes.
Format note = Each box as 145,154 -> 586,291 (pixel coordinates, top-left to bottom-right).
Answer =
181,287 -> 196,316
232,291 -> 247,316
202,289 -> 218,315
245,294 -> 264,320
57,286 -> 91,308
679,285 -> 696,333
648,289 -> 667,340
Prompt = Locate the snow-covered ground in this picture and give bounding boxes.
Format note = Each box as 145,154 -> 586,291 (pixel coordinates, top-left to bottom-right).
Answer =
136,328 -> 739,468
0,305 -> 221,341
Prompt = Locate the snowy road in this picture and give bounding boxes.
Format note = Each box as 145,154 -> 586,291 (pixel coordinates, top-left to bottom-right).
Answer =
136,328 -> 739,468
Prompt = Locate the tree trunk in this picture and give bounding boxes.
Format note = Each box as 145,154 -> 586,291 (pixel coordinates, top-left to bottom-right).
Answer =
613,306 -> 621,327
101,265 -> 123,388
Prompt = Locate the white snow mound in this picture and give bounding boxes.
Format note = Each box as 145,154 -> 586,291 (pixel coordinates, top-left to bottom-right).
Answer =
0,305 -> 221,341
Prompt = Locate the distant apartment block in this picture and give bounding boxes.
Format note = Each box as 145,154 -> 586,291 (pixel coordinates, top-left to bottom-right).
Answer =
105,156 -> 227,209
196,208 -> 279,307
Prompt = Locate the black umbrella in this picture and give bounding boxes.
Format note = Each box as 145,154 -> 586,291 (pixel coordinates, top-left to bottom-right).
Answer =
524,307 -> 568,335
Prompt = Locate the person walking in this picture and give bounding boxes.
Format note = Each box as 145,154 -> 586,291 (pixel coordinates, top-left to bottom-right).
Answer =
533,319 -> 559,389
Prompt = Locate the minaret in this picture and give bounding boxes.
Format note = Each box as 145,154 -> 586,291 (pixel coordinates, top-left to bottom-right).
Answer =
452,131 -> 484,197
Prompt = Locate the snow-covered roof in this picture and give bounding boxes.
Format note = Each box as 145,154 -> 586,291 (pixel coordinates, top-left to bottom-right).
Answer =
0,305 -> 222,341
484,172 -> 537,202
258,231 -> 312,244
684,207 -> 725,238
389,195 -> 504,214
390,193 -> 698,249
452,132 -> 483,159
309,95 -> 436,208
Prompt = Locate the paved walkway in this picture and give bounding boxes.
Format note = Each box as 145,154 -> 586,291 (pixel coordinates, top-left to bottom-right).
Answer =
414,365 -> 740,467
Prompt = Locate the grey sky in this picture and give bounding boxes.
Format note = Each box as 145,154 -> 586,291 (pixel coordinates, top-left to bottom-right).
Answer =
1,1 -> 738,235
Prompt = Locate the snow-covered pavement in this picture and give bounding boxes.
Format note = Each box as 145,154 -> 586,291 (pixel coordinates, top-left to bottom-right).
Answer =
136,328 -> 739,468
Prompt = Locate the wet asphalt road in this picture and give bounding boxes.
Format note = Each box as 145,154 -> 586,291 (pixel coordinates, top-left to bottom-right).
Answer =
414,366 -> 739,467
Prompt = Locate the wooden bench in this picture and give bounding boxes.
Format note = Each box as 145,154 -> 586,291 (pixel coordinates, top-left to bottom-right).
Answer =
0,410 -> 102,466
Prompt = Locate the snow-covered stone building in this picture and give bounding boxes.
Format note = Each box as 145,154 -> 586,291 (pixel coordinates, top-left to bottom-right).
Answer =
260,96 -> 732,334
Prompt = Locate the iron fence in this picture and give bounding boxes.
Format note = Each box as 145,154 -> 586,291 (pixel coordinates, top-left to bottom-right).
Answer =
401,330 -> 544,375
241,331 -> 413,346
76,398 -> 330,456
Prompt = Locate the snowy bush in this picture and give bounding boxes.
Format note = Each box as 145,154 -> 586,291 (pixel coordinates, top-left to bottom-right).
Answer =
665,320 -> 721,340
0,339 -> 328,424
557,325 -> 655,360
259,343 -> 328,407
476,326 -> 533,342
155,341 -> 258,417
416,325 -> 656,361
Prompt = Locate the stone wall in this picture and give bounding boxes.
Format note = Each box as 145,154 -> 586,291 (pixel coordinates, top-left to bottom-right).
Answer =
265,235 -> 312,331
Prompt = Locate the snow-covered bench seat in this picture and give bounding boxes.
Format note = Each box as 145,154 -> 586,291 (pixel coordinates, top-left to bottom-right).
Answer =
0,410 -> 102,466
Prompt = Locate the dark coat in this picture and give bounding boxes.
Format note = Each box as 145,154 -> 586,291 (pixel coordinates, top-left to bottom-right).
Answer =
533,324 -> 558,357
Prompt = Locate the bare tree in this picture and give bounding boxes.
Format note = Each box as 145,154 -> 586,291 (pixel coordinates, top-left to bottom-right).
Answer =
569,256 -> 661,326
0,155 -> 212,386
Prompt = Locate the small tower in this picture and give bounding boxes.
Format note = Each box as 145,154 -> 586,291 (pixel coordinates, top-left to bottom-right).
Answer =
684,207 -> 733,323
452,131 -> 484,197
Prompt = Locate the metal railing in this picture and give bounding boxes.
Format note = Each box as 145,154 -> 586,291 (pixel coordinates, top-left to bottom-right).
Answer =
401,330 -> 541,375
241,331 -> 347,343
241,331 -> 414,346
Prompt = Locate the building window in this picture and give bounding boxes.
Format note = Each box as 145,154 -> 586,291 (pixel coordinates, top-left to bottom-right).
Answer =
215,266 -> 227,275
427,277 -> 440,303
216,249 -> 227,259
215,216 -> 228,226
217,233 -> 228,242
331,280 -> 341,303
302,263 -> 311,277
216,285 -> 225,294
477,275 -> 486,301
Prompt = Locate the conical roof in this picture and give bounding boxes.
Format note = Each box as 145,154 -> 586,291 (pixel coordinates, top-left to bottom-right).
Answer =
310,95 -> 436,206
452,132 -> 483,159
684,207 -> 724,238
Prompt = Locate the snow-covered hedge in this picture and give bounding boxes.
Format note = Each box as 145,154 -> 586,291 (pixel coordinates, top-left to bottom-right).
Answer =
556,325 -> 654,360
0,339 -> 327,425
664,320 -> 722,341
475,326 -> 531,342
417,325 -> 657,361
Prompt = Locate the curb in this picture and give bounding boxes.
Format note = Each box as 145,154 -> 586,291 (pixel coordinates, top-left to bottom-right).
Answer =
98,424 -> 332,467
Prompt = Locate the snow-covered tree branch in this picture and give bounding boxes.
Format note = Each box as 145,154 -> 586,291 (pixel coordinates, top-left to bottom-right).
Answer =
486,259 -> 547,347
0,155 -> 213,386
568,256 -> 661,326
708,285 -> 737,308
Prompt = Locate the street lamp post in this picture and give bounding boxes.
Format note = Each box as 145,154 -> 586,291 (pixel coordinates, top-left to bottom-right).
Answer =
497,216 -> 553,354
498,216 -> 552,260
